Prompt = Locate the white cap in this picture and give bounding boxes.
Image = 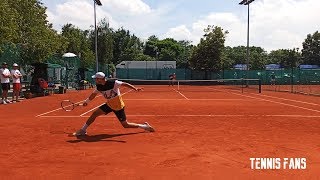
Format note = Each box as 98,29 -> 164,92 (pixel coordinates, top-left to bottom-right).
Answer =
92,72 -> 105,79
13,63 -> 19,67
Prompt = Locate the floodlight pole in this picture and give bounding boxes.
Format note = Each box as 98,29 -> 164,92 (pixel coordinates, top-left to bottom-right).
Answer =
239,0 -> 255,74
94,0 -> 102,72
246,3 -> 249,72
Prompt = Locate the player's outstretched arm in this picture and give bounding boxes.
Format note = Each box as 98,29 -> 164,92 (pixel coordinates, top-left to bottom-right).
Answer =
83,92 -> 98,106
122,82 -> 143,91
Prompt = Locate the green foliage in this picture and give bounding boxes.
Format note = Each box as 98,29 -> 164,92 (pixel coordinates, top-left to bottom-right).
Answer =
112,27 -> 145,64
222,46 -> 246,69
0,43 -> 21,65
144,36 -> 192,68
95,18 -> 114,68
176,40 -> 192,68
302,31 -> 320,65
61,24 -> 94,68
135,53 -> 155,61
190,25 -> 228,71
248,46 -> 268,69
144,35 -> 159,58
268,48 -> 301,68
0,1 -> 319,73
4,0 -> 65,64
0,0 -> 19,45
156,38 -> 184,61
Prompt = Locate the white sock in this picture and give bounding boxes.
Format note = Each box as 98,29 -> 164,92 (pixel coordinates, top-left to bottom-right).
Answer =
81,124 -> 89,131
138,124 -> 147,129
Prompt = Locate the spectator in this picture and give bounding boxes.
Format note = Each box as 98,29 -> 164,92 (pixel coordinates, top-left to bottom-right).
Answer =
38,78 -> 48,92
11,63 -> 23,102
0,62 -> 11,104
47,78 -> 56,88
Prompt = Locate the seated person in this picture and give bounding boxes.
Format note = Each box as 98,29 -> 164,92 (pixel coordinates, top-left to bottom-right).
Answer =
47,78 -> 56,88
48,82 -> 56,88
38,78 -> 48,93
80,80 -> 89,89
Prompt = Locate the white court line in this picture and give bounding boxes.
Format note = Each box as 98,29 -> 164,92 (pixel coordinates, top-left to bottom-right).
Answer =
35,107 -> 66,118
38,114 -> 320,118
79,102 -> 104,117
123,99 -> 253,101
209,89 -> 320,112
250,93 -> 320,106
174,89 -> 189,100
35,99 -> 89,117
35,95 -> 102,117
232,92 -> 320,113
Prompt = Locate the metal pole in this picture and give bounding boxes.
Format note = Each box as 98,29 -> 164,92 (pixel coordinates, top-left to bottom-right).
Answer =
94,2 -> 98,72
246,3 -> 250,72
239,0 -> 255,80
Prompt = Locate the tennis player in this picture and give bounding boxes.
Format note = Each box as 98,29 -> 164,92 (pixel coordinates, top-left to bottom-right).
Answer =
168,73 -> 176,86
270,72 -> 276,86
73,72 -> 155,136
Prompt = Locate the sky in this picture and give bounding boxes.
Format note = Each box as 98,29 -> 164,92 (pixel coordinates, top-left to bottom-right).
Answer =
41,0 -> 320,52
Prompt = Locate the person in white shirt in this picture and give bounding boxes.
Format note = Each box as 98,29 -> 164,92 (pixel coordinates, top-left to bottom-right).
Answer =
0,62 -> 11,104
11,63 -> 23,102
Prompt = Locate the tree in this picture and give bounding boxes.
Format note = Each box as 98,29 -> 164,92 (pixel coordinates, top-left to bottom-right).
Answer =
144,35 -> 159,59
144,37 -> 189,67
221,46 -> 234,70
103,28 -> 153,65
0,0 -> 18,45
268,48 -> 301,68
177,40 -> 192,68
61,24 -> 94,68
156,38 -> 184,62
113,28 -> 145,64
301,31 -> 320,65
7,0 -> 64,64
61,24 -> 83,53
248,46 -> 268,70
95,18 -> 114,67
189,25 -> 228,72
222,46 -> 246,69
222,46 -> 268,70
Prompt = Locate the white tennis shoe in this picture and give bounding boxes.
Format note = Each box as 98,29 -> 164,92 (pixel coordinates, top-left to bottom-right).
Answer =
144,122 -> 155,132
72,129 -> 87,136
1,100 -> 6,105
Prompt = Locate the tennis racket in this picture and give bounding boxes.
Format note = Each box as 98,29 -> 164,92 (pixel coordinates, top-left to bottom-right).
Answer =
61,100 -> 83,111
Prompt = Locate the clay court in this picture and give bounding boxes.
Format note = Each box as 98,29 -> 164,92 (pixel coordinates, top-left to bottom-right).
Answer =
0,85 -> 319,179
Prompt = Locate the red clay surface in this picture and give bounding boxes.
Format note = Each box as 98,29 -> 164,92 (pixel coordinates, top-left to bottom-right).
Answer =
0,86 -> 320,179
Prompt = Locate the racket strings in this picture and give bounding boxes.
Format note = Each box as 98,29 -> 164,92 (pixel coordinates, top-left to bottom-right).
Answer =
61,100 -> 75,111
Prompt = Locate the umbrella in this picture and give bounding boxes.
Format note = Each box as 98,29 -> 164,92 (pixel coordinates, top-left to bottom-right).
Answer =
62,53 -> 77,58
